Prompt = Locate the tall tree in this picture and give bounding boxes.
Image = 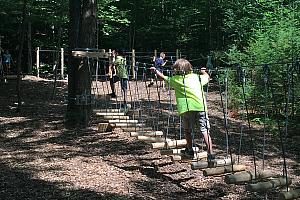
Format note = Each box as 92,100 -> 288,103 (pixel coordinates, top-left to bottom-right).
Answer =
66,0 -> 97,128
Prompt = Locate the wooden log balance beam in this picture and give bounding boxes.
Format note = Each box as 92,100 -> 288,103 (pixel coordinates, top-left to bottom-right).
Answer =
95,112 -> 125,116
108,119 -> 139,124
171,151 -> 207,162
246,177 -> 292,192
279,188 -> 300,200
160,147 -> 200,155
102,115 -> 130,120
93,109 -> 122,113
224,170 -> 274,184
203,164 -> 246,176
113,123 -> 146,128
152,139 -> 187,149
121,127 -> 153,132
137,136 -> 171,142
191,158 -> 234,170
130,131 -> 164,137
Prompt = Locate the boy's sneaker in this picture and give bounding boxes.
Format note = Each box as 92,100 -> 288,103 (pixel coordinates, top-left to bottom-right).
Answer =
207,153 -> 216,162
148,82 -> 154,87
180,148 -> 194,159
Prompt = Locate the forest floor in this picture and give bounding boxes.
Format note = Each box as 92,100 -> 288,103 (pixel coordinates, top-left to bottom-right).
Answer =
0,75 -> 299,200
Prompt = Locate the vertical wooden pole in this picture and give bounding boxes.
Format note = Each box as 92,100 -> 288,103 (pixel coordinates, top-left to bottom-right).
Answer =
176,49 -> 179,60
132,49 -> 135,79
61,48 -> 64,79
36,47 -> 40,78
154,49 -> 157,58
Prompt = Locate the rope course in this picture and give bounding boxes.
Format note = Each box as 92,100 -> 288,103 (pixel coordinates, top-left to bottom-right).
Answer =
79,49 -> 299,199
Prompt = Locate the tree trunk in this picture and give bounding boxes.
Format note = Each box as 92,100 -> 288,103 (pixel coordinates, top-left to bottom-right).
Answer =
27,19 -> 32,73
16,0 -> 27,112
66,0 -> 97,128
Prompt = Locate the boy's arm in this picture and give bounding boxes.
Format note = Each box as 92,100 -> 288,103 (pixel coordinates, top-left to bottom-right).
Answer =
200,67 -> 210,85
150,67 -> 167,80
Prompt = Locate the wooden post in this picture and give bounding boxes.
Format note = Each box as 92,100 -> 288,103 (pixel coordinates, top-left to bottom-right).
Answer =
154,49 -> 157,58
132,49 -> 135,79
176,49 -> 179,59
36,47 -> 40,78
61,48 -> 64,79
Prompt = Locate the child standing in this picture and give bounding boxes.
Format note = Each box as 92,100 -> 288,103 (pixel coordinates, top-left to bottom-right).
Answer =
114,49 -> 129,109
150,58 -> 215,160
148,52 -> 167,87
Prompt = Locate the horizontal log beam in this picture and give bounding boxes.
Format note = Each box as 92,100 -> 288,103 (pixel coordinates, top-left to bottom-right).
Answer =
95,112 -> 125,116
203,164 -> 246,176
121,127 -> 153,132
246,177 -> 292,192
160,147 -> 200,155
130,131 -> 164,137
171,151 -> 207,162
137,136 -> 171,142
109,119 -> 139,124
152,139 -> 187,149
279,188 -> 300,200
225,170 -> 274,184
191,158 -> 234,170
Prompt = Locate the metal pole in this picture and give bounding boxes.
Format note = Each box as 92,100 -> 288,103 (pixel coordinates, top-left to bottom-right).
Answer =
61,48 -> 64,79
132,49 -> 135,79
36,47 -> 40,78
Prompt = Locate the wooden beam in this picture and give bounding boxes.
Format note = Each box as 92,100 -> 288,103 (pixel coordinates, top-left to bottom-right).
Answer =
152,139 -> 187,149
95,112 -> 125,116
246,177 -> 292,192
114,123 -> 145,127
93,109 -> 122,113
191,158 -> 234,170
203,165 -> 246,176
278,188 -> 300,200
121,127 -> 153,132
137,136 -> 171,142
225,170 -> 275,184
160,147 -> 200,155
102,115 -> 130,120
171,151 -> 207,162
108,119 -> 139,124
130,131 -> 163,137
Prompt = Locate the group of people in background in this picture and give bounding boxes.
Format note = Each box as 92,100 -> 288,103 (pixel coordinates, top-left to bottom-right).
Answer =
0,49 -> 13,75
107,50 -> 215,161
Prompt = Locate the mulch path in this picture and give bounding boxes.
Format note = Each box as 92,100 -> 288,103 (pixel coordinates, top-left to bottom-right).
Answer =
0,75 -> 299,200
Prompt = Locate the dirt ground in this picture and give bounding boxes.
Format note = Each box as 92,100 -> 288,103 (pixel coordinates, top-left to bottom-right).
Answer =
0,75 -> 299,200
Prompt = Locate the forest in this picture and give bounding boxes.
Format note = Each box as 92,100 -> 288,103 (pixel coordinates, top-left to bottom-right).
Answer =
0,0 -> 300,200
